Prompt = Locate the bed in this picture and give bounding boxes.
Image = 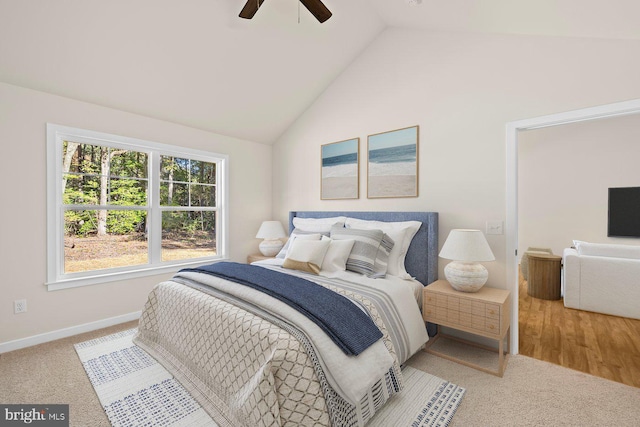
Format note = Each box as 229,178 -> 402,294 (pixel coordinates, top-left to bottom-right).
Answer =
133,211 -> 438,427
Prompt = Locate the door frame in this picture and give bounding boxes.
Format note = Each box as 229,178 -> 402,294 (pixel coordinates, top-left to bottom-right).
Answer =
505,98 -> 640,354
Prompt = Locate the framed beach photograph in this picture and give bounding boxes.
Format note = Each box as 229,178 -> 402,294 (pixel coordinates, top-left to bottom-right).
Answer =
321,138 -> 359,200
367,126 -> 418,198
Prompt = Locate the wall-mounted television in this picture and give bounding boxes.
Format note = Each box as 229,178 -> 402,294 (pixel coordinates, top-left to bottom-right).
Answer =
608,187 -> 640,238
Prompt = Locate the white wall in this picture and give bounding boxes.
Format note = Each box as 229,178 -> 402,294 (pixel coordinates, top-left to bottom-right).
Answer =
518,113 -> 640,258
0,82 -> 272,345
272,28 -> 640,290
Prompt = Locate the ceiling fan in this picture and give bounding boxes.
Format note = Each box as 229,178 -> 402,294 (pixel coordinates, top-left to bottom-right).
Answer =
239,0 -> 332,23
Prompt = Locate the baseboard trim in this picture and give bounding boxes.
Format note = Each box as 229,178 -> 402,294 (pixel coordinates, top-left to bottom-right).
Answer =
0,311 -> 141,354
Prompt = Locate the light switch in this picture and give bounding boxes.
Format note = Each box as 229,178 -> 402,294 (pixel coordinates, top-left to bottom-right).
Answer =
486,221 -> 503,235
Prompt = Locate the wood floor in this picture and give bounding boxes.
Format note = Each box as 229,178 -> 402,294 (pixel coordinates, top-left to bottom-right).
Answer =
518,272 -> 640,388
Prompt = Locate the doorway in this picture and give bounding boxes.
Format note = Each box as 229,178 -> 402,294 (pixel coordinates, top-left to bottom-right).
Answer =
505,98 -> 640,355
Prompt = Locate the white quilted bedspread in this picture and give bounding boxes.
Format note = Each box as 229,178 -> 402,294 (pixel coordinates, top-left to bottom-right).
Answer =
133,266 -> 425,426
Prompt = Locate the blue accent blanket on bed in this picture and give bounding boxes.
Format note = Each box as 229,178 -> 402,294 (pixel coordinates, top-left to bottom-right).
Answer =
180,262 -> 383,356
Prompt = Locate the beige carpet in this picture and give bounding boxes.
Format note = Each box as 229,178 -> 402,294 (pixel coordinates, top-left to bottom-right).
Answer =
407,337 -> 640,426
1,321 -> 639,427
0,322 -> 136,427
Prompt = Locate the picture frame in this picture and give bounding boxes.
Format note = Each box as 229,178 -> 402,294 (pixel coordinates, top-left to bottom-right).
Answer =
367,125 -> 419,198
321,138 -> 359,200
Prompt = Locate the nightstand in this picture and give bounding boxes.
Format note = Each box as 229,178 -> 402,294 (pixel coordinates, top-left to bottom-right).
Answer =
247,254 -> 274,264
423,279 -> 511,377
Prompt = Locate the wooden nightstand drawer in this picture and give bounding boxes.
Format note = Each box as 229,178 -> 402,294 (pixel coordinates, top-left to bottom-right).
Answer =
459,312 -> 472,327
485,318 -> 500,334
471,315 -> 485,330
471,301 -> 485,316
424,293 -> 434,305
447,296 -> 460,311
435,294 -> 448,308
459,299 -> 472,312
423,306 -> 434,318
486,304 -> 500,319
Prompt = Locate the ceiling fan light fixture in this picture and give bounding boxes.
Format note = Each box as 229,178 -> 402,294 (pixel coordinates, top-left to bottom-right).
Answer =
239,0 -> 332,23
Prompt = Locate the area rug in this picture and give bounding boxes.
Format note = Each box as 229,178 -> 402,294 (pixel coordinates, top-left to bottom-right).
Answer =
75,328 -> 465,427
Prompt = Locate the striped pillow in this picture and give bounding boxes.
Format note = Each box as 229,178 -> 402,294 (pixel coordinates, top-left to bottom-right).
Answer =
373,233 -> 395,278
331,226 -> 394,278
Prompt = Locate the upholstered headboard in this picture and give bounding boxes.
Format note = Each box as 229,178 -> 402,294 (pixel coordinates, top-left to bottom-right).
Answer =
289,211 -> 439,286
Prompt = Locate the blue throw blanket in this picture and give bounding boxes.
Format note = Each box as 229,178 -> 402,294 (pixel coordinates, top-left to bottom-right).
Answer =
180,262 -> 383,356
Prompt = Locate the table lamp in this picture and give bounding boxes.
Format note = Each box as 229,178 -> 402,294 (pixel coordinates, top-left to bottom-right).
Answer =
439,229 -> 495,292
256,220 -> 286,256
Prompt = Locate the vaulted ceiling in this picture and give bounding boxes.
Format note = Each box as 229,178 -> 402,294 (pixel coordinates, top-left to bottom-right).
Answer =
1,0 -> 639,144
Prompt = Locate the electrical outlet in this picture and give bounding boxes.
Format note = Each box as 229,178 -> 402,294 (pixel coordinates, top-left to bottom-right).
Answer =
14,299 -> 27,314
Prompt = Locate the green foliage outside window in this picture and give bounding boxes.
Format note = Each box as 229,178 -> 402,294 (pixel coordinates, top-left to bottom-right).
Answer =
62,142 -> 216,238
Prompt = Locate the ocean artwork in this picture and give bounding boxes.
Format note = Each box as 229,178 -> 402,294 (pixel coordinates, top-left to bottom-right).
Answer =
321,138 -> 359,199
367,126 -> 418,198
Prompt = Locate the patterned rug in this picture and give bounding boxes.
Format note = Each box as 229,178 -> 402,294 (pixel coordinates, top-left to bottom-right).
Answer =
75,329 -> 465,427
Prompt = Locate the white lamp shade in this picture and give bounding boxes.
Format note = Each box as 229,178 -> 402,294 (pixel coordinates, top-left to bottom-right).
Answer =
256,221 -> 286,239
439,229 -> 495,292
256,221 -> 286,257
439,229 -> 495,262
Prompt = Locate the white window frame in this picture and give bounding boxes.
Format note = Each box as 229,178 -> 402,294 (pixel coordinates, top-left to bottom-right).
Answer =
46,123 -> 229,291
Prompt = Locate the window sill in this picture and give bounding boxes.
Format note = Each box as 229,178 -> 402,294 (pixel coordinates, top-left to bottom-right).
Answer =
46,257 -> 229,291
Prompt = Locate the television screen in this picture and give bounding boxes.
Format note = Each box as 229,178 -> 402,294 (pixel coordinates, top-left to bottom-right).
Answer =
608,187 -> 640,238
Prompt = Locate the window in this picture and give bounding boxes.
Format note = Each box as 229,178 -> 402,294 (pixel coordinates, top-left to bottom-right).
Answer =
46,124 -> 228,290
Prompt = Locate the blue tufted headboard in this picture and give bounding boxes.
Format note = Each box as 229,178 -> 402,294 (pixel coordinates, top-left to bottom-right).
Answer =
288,211 -> 438,286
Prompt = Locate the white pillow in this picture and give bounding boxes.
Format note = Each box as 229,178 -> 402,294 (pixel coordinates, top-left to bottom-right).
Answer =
276,231 -> 322,259
283,239 -> 331,275
292,216 -> 347,233
345,218 -> 421,279
320,236 -> 355,274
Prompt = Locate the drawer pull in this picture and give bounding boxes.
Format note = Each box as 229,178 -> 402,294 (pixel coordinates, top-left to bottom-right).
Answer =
489,309 -> 495,315
489,324 -> 495,330
426,296 -> 432,301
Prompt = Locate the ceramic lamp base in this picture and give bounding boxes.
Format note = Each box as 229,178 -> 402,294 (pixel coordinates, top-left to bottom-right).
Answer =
444,261 -> 488,292
259,239 -> 283,257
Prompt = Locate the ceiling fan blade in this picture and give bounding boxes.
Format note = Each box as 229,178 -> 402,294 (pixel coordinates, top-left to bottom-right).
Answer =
239,0 -> 266,19
299,0 -> 332,23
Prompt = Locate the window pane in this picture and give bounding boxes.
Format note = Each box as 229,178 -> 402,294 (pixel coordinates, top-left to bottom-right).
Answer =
63,174 -> 100,205
62,142 -> 148,206
109,150 -> 148,178
161,156 -> 189,181
109,177 -> 148,205
190,184 -> 216,207
160,157 -> 216,207
160,182 -> 188,206
190,160 -> 216,184
160,156 -> 175,180
64,209 -> 148,273
63,141 -> 100,175
162,211 -> 216,261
